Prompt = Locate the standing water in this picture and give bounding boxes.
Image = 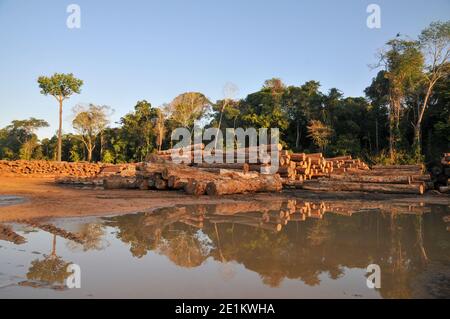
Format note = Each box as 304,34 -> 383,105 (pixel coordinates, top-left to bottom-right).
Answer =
0,199 -> 449,298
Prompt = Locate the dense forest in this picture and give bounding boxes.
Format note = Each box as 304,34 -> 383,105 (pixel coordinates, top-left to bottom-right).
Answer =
1,21 -> 448,166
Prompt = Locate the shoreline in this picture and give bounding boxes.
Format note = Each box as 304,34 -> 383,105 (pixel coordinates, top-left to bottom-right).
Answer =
0,176 -> 449,223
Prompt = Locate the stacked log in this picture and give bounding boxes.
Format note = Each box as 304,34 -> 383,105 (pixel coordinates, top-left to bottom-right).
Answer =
0,160 -> 104,177
133,162 -> 282,196
299,162 -> 429,195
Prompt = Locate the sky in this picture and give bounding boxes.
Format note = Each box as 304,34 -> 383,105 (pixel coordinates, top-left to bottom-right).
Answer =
0,0 -> 449,138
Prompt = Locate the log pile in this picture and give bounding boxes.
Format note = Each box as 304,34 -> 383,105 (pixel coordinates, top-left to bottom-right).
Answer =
0,160 -> 104,177
132,162 -> 282,196
156,146 -> 369,184
55,163 -> 137,186
301,163 -> 429,195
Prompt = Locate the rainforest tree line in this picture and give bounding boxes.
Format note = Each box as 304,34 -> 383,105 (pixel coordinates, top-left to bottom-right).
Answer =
0,21 -> 448,165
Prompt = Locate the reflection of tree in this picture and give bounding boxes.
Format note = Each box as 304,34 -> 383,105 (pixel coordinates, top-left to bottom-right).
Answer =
67,223 -> 108,252
105,202 -> 450,298
157,227 -> 210,268
25,234 -> 71,288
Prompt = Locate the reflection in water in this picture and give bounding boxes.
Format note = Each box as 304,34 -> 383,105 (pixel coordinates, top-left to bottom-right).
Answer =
0,199 -> 449,298
103,200 -> 450,298
21,234 -> 72,290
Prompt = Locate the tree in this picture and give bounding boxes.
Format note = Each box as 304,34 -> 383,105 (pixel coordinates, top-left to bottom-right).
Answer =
413,21 -> 450,154
378,39 -> 424,160
72,104 -> 111,162
153,108 -> 167,152
37,73 -> 83,161
307,120 -> 333,152
284,81 -> 322,150
166,92 -> 211,131
120,100 -> 158,161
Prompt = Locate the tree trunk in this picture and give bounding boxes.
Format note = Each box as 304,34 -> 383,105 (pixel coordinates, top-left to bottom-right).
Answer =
57,98 -> 63,162
87,146 -> 93,162
295,119 -> 300,149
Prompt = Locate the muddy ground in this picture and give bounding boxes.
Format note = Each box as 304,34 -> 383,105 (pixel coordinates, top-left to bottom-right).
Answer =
0,176 -> 449,222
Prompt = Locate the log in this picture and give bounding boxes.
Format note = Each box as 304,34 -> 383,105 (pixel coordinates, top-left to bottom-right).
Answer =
194,163 -> 249,172
372,164 -> 424,171
439,186 -> 450,193
302,180 -> 424,195
329,174 -> 411,184
168,176 -> 189,189
184,179 -> 210,196
154,174 -> 168,190
103,176 -> 138,189
205,174 -> 282,196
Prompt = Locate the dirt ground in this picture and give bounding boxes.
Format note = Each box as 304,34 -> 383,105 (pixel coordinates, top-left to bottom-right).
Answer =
0,176 -> 449,222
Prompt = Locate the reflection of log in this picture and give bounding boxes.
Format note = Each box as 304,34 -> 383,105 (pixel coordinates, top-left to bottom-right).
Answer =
208,217 -> 282,232
302,180 -> 424,195
205,175 -> 282,195
329,174 -> 411,184
0,224 -> 26,244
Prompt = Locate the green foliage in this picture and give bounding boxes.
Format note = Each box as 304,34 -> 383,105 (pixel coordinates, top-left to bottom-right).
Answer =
37,73 -> 83,99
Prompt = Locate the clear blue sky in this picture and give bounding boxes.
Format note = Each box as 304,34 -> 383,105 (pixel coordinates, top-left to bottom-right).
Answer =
0,0 -> 449,138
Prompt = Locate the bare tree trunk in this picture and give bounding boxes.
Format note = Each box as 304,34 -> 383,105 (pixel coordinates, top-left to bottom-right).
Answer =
100,132 -> 104,162
414,83 -> 433,155
295,120 -> 300,149
57,98 -> 63,162
375,118 -> 379,153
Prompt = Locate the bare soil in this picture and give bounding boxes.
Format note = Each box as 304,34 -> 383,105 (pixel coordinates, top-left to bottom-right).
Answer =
0,176 -> 448,222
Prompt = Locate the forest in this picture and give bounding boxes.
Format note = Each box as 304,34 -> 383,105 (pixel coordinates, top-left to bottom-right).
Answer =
0,21 -> 448,167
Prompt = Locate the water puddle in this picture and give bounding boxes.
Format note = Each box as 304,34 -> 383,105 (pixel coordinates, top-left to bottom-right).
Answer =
0,199 -> 449,298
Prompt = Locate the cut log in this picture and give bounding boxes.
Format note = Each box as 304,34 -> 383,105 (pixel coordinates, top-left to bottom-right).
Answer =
302,180 -> 424,195
194,162 -> 249,172
372,164 -> 424,171
205,174 -> 282,196
103,176 -> 138,189
439,186 -> 450,193
329,174 -> 411,184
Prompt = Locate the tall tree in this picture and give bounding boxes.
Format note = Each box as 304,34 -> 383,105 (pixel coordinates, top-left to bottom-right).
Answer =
120,100 -> 158,161
72,104 -> 110,162
307,120 -> 333,152
413,21 -> 450,154
378,39 -> 424,160
37,73 -> 83,161
166,92 -> 211,132
153,108 -> 167,152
